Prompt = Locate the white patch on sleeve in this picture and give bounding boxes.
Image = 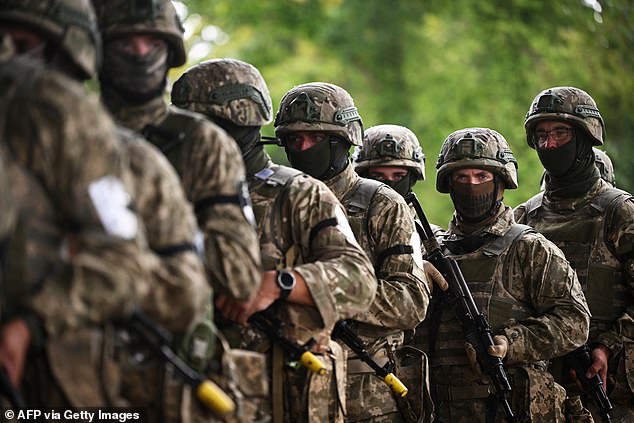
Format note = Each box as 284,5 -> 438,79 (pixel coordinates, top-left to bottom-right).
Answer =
335,205 -> 360,248
88,175 -> 138,239
410,231 -> 424,269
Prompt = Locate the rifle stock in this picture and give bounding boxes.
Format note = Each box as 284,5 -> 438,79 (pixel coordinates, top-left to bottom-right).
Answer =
405,192 -> 516,422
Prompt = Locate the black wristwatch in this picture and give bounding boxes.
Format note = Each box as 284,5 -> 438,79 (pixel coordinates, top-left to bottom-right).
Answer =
276,269 -> 296,300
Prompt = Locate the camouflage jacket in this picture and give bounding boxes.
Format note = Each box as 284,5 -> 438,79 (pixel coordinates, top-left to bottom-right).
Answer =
116,127 -> 210,332
325,164 -> 430,335
249,159 -> 376,342
0,60 -> 152,338
515,179 -> 634,357
102,93 -> 261,301
435,207 -> 589,368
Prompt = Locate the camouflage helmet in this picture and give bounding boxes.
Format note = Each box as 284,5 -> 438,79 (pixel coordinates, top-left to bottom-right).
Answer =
274,82 -> 363,146
171,58 -> 272,127
353,124 -> 425,180
0,0 -> 101,79
436,127 -> 518,193
92,0 -> 186,68
593,147 -> 616,186
525,86 -> 605,148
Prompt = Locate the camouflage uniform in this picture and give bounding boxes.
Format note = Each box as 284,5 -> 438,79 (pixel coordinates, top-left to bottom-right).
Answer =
417,128 -> 590,422
275,83 -> 431,422
0,1 -> 215,417
172,59 -> 377,423
0,57 -> 153,407
515,87 -> 634,422
353,124 -> 444,236
593,147 -> 616,187
93,0 -> 261,303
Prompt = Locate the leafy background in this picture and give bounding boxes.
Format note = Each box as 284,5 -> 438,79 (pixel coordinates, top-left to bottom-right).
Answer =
170,0 -> 633,226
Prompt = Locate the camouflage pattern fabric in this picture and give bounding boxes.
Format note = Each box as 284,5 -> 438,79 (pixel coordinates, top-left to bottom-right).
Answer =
515,179 -> 634,422
102,93 -> 262,302
244,160 -> 376,423
0,58 -> 154,406
422,207 -> 589,422
324,164 -> 430,422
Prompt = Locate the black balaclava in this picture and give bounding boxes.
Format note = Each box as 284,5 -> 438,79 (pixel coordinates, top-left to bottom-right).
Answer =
212,118 -> 268,177
361,170 -> 415,198
450,176 -> 502,223
100,41 -> 169,104
538,128 -> 600,198
285,135 -> 349,180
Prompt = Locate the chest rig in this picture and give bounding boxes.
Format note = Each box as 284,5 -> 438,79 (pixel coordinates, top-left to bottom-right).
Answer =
430,224 -> 534,368
524,188 -> 631,334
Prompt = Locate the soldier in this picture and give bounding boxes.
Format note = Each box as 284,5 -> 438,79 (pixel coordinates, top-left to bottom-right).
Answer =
419,127 -> 590,422
91,0 -> 262,303
0,55 -> 153,406
515,87 -> 634,422
172,58 -> 377,423
274,82 -> 444,422
353,124 -> 444,235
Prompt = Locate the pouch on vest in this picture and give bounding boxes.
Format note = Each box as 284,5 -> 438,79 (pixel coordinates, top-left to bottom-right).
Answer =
47,325 -> 123,407
508,366 -> 566,422
393,345 -> 434,423
607,339 -> 634,403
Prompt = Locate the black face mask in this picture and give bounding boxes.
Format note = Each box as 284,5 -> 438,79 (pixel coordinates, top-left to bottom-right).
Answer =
537,138 -> 577,177
212,118 -> 268,176
383,172 -> 415,198
285,136 -> 349,180
450,177 -> 500,223
101,43 -> 169,103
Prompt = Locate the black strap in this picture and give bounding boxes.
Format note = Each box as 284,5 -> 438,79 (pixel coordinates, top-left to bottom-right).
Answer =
485,394 -> 498,423
376,244 -> 413,270
194,194 -> 240,216
308,217 -> 337,247
153,242 -> 196,257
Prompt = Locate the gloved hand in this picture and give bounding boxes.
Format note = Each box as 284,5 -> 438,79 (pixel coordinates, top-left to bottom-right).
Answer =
422,260 -> 449,294
465,335 -> 508,375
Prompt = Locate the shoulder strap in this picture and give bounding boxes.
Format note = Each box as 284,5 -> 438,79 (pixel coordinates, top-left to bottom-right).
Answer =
481,223 -> 535,257
590,186 -> 631,213
347,178 -> 384,214
524,192 -> 544,218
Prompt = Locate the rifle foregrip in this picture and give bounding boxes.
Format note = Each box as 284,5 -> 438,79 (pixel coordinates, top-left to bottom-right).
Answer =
300,350 -> 327,375
196,379 -> 236,416
384,373 -> 408,397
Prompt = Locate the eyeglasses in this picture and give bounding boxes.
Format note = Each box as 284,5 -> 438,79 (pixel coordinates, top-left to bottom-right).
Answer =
534,127 -> 573,148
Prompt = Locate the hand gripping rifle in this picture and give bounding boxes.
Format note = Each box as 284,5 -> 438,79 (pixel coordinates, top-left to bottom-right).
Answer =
248,308 -> 327,375
564,344 -> 613,423
404,192 -> 516,422
127,310 -> 236,416
331,320 -> 408,397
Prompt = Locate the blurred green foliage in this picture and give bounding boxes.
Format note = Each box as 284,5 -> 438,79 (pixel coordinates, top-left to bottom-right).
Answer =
172,0 -> 633,227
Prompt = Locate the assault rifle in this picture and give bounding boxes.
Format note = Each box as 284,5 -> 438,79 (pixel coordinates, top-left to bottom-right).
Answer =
331,320 -> 408,397
127,310 -> 236,416
564,344 -> 613,423
248,309 -> 327,375
405,192 -> 516,422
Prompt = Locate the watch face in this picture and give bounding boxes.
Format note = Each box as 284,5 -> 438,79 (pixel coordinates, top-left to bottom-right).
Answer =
278,271 -> 296,289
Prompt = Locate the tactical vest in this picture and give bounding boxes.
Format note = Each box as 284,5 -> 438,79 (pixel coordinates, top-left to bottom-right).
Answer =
523,188 -> 631,335
431,224 -> 535,368
345,178 -> 384,264
250,165 -> 304,270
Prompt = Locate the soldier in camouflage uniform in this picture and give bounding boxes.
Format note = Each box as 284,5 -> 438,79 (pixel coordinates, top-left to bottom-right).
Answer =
593,147 -> 616,187
0,55 -> 153,406
353,124 -> 444,235
0,2 -> 218,419
274,82 -> 442,422
92,0 -> 262,303
514,87 -> 634,422
172,58 -> 377,423
416,127 -> 590,422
